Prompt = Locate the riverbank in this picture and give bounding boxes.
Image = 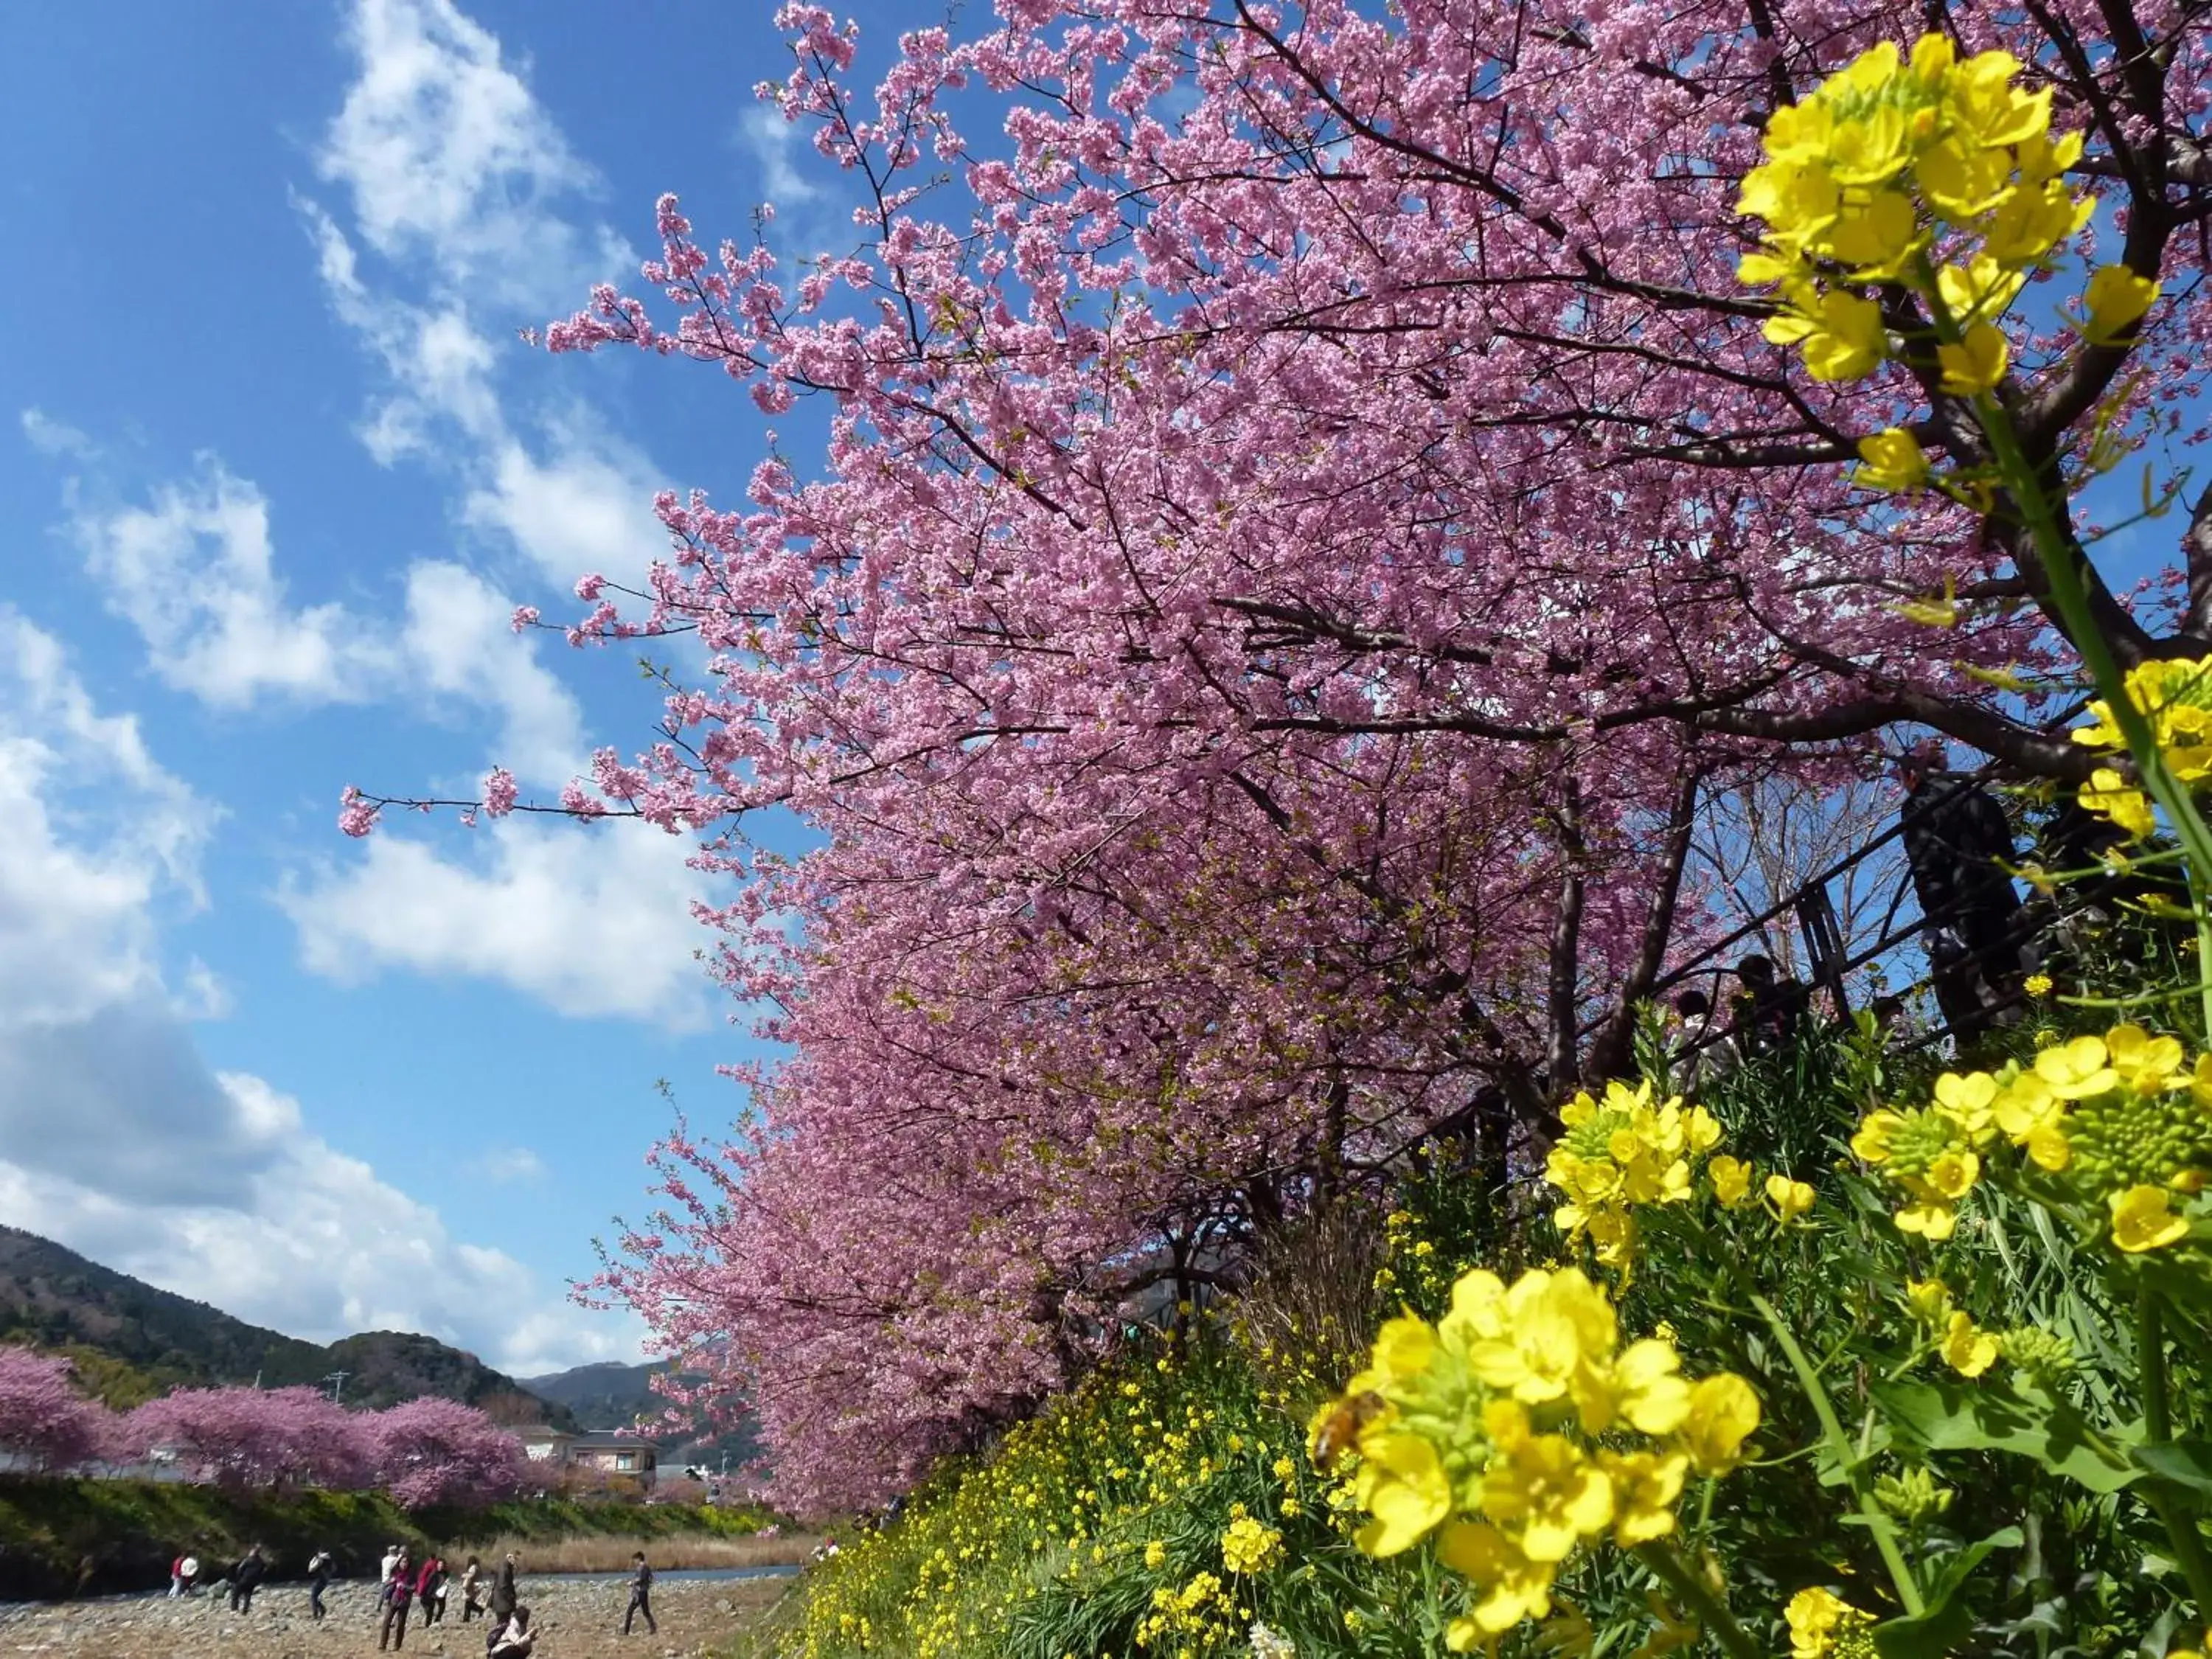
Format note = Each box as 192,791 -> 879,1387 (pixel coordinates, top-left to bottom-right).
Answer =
0,1571 -> 793,1657
0,1477 -> 790,1600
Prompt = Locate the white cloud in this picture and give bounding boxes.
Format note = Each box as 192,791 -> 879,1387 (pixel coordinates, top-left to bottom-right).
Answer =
303,0 -> 664,589
463,429 -> 661,585
77,458 -> 372,709
46,446 -> 586,785
401,559 -> 585,779
20,408 -> 98,462
476,1145 -> 548,1185
321,0 -> 629,316
0,1091 -> 644,1375
0,611 -> 209,1022
736,106 -> 821,205
0,617 -> 632,1373
279,821 -> 715,1029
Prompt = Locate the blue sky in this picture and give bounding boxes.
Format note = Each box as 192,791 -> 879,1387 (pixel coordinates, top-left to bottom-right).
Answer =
0,0 -> 859,1377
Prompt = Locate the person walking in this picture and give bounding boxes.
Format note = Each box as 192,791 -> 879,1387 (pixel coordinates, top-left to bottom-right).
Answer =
379,1548 -> 414,1652
228,1544 -> 267,1614
378,1543 -> 401,1613
459,1556 -> 484,1622
307,1548 -> 333,1622
167,1553 -> 188,1599
487,1551 -> 519,1629
622,1551 -> 658,1636
417,1554 -> 446,1628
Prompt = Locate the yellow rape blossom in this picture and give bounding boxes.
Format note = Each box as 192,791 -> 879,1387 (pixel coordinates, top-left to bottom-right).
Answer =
2110,1185 -> 2191,1253
1854,427 -> 1927,493
1764,288 -> 1887,381
1707,1154 -> 1753,1207
1936,321 -> 2008,393
2079,264 -> 2160,344
1942,1310 -> 2000,1378
1787,1585 -> 1877,1658
1677,1374 -> 1761,1476
1766,1174 -> 1818,1222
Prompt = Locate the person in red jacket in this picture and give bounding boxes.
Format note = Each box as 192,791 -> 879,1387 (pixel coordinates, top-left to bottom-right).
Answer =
417,1554 -> 447,1628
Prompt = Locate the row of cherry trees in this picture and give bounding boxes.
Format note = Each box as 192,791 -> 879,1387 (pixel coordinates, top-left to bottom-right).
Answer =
0,1347 -> 529,1509
351,0 -> 2211,1508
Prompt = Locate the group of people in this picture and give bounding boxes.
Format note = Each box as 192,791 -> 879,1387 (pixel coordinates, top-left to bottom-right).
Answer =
378,1545 -> 529,1651
161,1540 -> 667,1651
1665,952 -> 1813,1090
1663,744 -> 2051,1090
165,1544 -> 269,1612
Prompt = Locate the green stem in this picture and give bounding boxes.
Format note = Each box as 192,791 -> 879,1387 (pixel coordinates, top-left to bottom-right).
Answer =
2139,1287 -> 2212,1624
1753,1294 -> 1924,1615
2191,865 -> 2212,1043
1969,389 -> 2212,885
1637,1540 -> 1761,1659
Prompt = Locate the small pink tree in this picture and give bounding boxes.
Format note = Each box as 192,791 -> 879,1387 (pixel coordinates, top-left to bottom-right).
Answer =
0,1345 -> 113,1473
122,1386 -> 370,1490
366,1398 -> 529,1509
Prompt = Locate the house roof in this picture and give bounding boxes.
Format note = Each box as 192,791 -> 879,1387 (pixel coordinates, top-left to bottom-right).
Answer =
569,1430 -> 657,1450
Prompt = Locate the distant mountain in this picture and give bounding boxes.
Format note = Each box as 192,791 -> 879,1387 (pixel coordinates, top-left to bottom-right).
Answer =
0,1226 -> 574,1426
525,1359 -> 760,1472
523,1359 -> 669,1425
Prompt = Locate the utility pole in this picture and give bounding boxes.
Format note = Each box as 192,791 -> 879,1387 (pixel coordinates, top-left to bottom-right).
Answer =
324,1371 -> 349,1404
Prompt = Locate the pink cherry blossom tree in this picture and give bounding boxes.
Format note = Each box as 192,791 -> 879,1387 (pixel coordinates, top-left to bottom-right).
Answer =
365,1398 -> 530,1509
122,1385 -> 370,1491
0,1345 -> 114,1474
353,0 -> 2209,1506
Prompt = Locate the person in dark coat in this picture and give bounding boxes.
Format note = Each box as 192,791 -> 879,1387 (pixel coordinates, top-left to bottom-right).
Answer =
228,1544 -> 266,1613
307,1548 -> 333,1622
487,1551 -> 519,1627
1728,954 -> 1806,1055
623,1551 -> 658,1635
1899,745 -> 2026,1039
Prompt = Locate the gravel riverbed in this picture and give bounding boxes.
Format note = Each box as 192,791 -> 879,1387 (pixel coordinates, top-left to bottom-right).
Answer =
0,1573 -> 793,1659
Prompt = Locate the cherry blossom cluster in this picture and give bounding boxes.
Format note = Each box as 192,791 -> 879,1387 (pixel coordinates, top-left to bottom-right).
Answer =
419,0 -> 2211,1508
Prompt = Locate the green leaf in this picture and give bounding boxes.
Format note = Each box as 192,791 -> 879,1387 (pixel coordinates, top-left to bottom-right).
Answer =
1871,1382 -> 2136,1495
2133,1440 -> 2212,1495
1873,1596 -> 1972,1659
1871,1528 -> 2021,1659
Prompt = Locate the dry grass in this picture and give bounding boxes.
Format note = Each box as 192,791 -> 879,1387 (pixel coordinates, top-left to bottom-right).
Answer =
454,1532 -> 817,1573
1231,1200 -> 1388,1403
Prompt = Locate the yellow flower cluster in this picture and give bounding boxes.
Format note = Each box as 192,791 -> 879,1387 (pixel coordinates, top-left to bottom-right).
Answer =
786,1340 -> 1310,1659
1786,1586 -> 1877,1658
1905,1279 -> 2002,1378
1545,1079 -> 1730,1267
1374,1205 -> 1458,1310
1733,35 -> 2159,490
2070,655 -> 2212,838
1853,1027 -> 2212,1253
1135,1571 -> 1239,1653
1219,1513 -> 1284,1576
1315,1265 -> 1759,1649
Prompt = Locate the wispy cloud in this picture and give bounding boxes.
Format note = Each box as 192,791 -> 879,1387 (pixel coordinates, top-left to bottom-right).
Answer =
476,1145 -> 549,1185
38,441 -> 586,785
736,105 -> 822,206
